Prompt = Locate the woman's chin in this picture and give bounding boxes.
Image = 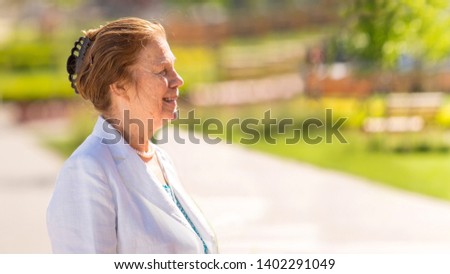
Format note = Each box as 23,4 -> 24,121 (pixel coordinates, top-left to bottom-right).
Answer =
161,110 -> 178,120
169,110 -> 178,120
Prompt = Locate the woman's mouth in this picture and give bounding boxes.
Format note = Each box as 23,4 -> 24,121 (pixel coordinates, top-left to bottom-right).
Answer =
162,96 -> 178,113
162,96 -> 178,119
163,96 -> 177,103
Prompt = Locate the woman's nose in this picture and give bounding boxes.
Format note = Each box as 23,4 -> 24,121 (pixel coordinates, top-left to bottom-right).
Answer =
170,70 -> 184,88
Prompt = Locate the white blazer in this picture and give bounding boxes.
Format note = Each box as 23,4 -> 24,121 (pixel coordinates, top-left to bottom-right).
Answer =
47,116 -> 218,254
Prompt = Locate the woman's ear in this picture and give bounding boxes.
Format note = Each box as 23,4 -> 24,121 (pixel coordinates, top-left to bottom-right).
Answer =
109,80 -> 130,101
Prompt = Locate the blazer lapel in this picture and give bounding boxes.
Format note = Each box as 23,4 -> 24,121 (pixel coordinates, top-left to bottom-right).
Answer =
170,184 -> 218,253
155,149 -> 218,253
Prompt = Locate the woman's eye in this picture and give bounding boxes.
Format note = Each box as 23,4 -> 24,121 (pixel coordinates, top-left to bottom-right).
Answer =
159,69 -> 167,76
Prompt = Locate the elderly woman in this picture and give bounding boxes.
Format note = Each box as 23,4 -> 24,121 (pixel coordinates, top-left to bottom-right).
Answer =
47,17 -> 217,254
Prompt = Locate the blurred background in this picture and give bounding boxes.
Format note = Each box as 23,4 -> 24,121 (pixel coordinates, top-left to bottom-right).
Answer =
2,0 -> 450,253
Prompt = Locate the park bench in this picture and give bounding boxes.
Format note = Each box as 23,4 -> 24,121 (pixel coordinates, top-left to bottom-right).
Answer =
363,92 -> 444,133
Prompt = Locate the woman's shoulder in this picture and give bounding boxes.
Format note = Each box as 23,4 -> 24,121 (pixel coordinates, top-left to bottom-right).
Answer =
54,134 -> 116,192
62,134 -> 113,173
72,134 -> 111,158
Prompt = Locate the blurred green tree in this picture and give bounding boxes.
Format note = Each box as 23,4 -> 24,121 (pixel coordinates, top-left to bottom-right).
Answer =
340,0 -> 450,68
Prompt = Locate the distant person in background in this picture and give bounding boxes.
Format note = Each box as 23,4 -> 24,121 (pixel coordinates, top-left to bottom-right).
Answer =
305,45 -> 326,98
47,17 -> 217,254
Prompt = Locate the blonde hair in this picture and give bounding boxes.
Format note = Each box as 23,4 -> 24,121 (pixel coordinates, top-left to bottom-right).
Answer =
71,17 -> 166,112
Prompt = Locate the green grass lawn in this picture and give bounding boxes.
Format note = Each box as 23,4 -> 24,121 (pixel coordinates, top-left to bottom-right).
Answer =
0,71 -> 74,101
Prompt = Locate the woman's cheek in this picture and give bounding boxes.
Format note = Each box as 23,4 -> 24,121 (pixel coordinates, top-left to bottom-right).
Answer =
157,75 -> 169,87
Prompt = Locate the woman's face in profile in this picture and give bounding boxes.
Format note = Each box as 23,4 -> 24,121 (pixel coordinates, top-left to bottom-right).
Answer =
127,36 -> 184,129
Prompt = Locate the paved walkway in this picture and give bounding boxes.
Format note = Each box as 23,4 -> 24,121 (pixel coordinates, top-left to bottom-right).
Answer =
2,106 -> 450,253
0,106 -> 61,253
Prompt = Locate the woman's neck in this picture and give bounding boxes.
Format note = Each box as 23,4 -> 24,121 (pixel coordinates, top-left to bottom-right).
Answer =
102,113 -> 155,154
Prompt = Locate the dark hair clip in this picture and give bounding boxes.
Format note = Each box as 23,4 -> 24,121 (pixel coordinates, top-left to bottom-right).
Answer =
67,36 -> 92,94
